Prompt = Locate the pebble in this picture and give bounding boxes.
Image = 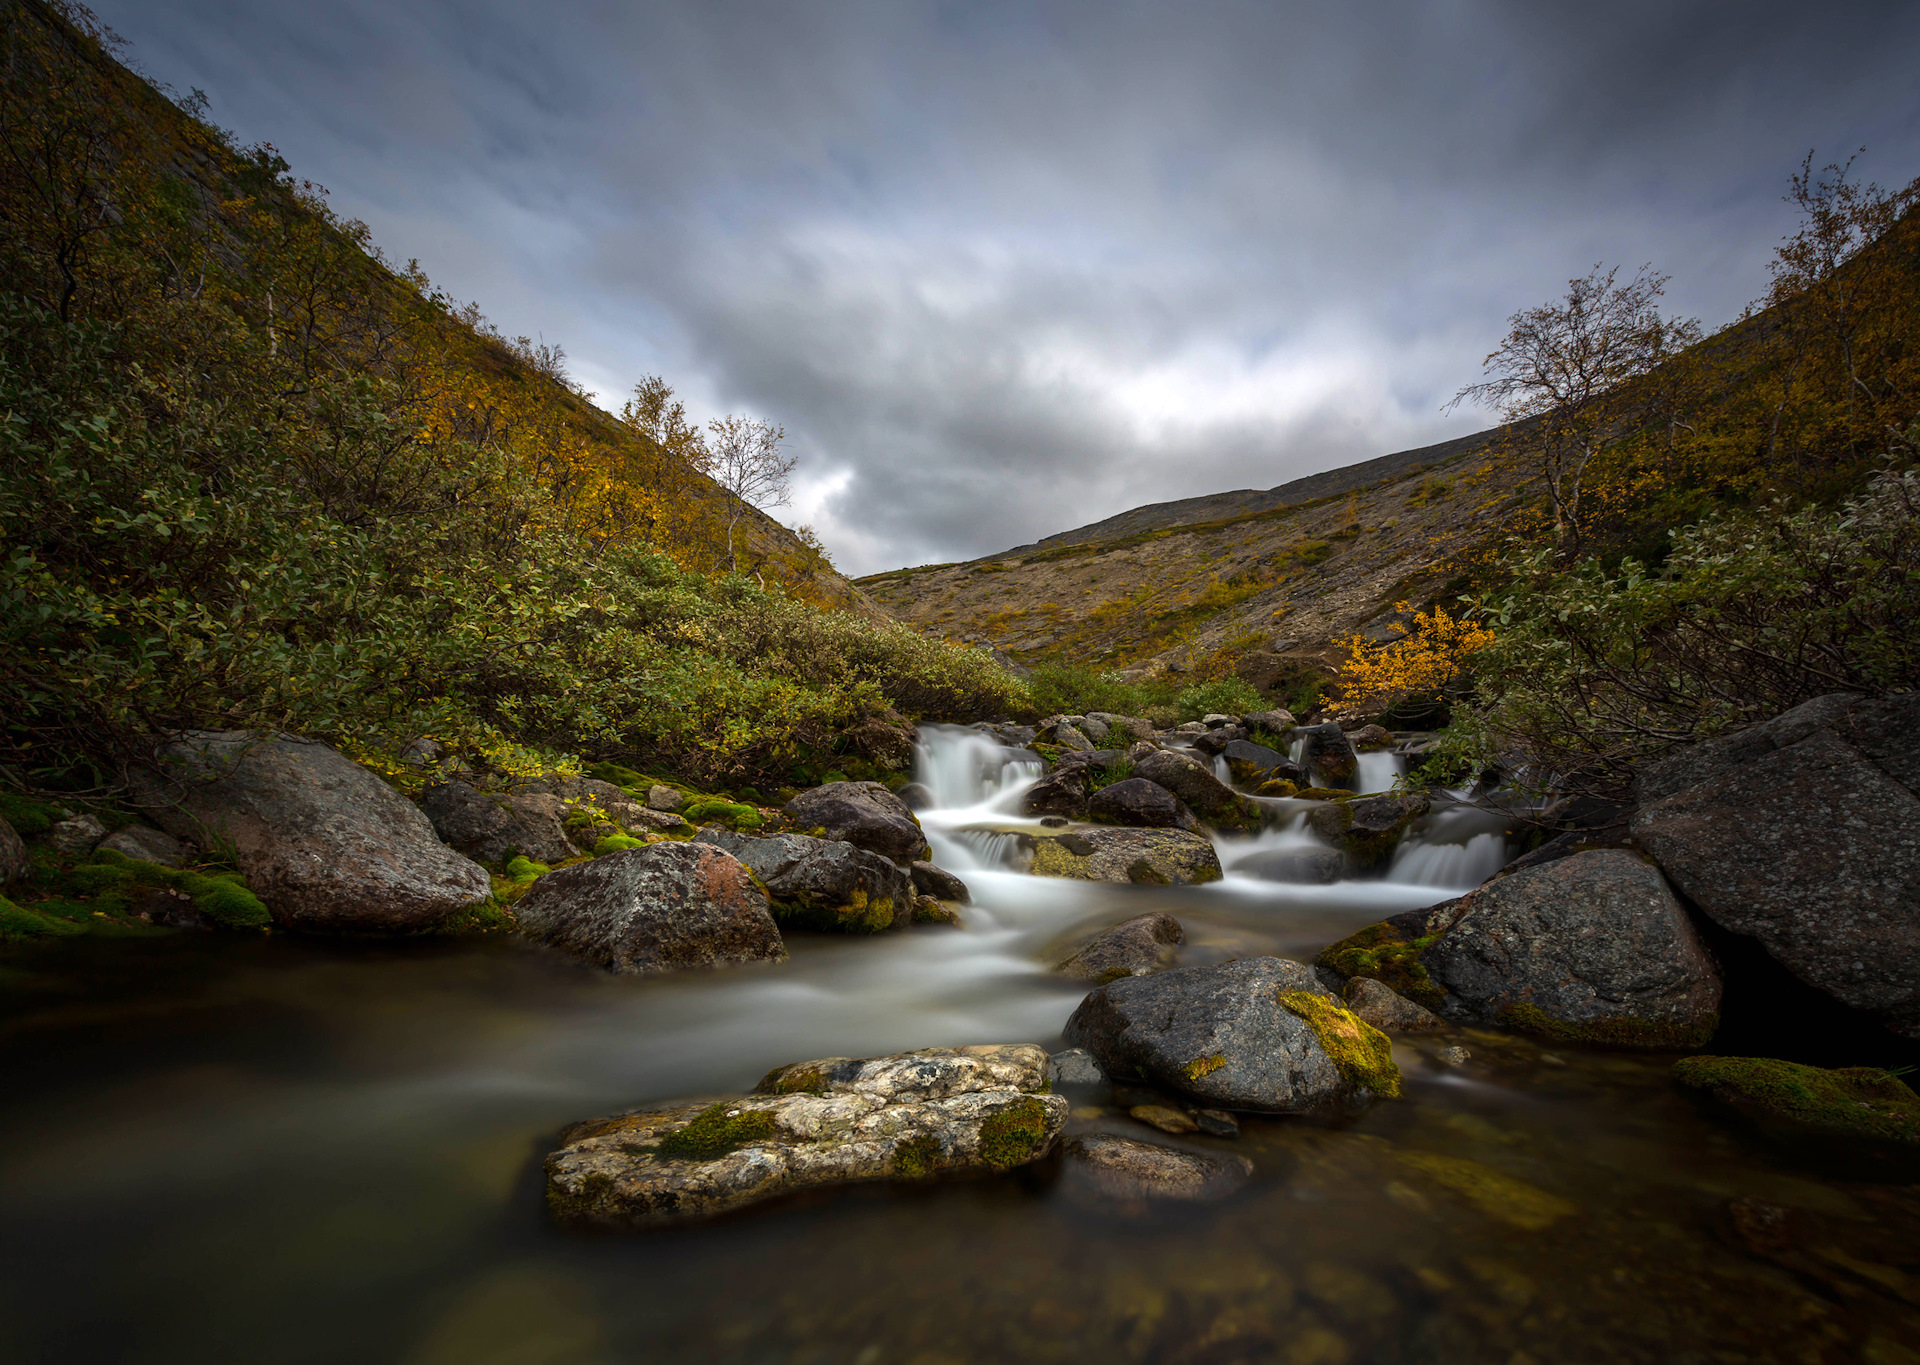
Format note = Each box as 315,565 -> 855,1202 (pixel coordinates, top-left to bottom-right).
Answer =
1437,1046 -> 1472,1067
1130,1104 -> 1199,1134
1195,1108 -> 1241,1139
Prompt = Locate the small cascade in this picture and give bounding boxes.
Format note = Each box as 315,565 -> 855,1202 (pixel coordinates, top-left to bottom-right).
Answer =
928,826 -> 1027,873
1386,831 -> 1509,888
1354,750 -> 1404,794
1213,755 -> 1232,785
914,726 -> 1041,811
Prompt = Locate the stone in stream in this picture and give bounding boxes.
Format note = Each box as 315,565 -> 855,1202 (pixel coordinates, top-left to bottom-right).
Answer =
1347,724 -> 1395,751
1063,955 -> 1400,1111
1055,912 -> 1184,982
1304,792 -> 1431,870
1189,726 -> 1247,757
782,781 -> 930,862
0,813 -> 26,884
94,824 -> 189,869
1230,846 -> 1349,885
128,731 -> 492,932
1087,777 -> 1197,831
1295,722 -> 1360,788
1020,766 -> 1091,820
544,1044 -> 1067,1227
515,841 -> 786,973
1344,976 -> 1445,1033
1129,749 -> 1248,822
1027,828 -> 1222,886
694,828 -> 913,933
1061,1134 -> 1253,1204
895,782 -> 937,811
1047,1048 -> 1107,1086
1671,1055 -> 1920,1144
1130,1103 -> 1199,1134
1220,739 -> 1292,784
909,860 -> 970,903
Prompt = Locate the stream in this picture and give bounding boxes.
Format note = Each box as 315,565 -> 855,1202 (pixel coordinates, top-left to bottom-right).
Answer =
2,724 -> 1916,1363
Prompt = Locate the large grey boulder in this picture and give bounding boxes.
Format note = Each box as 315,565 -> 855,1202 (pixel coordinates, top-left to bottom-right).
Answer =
419,780 -> 576,865
1131,749 -> 1242,819
1633,724 -> 1920,1036
130,732 -> 492,932
95,824 -> 188,869
783,782 -> 930,861
1220,739 -> 1289,783
0,813 -> 25,884
1028,828 -> 1222,885
1055,912 -> 1184,982
1088,778 -> 1197,831
545,1044 -> 1066,1227
1633,693 -> 1864,805
694,827 -> 912,933
1063,955 -> 1399,1111
1296,722 -> 1360,788
1421,850 -> 1722,1046
1020,766 -> 1091,820
515,841 -> 786,973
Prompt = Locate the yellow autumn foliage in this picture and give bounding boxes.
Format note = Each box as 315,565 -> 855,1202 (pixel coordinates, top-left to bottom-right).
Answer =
1335,604 -> 1494,716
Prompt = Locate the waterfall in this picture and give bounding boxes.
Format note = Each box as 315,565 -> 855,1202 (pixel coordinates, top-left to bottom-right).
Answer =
914,726 -> 1042,811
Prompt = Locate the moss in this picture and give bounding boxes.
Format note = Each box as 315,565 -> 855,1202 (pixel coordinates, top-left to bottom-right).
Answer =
504,855 -> 550,881
1279,990 -> 1402,1098
653,1103 -> 779,1161
0,894 -> 89,940
976,1096 -> 1053,1170
586,761 -> 652,791
546,1169 -> 616,1223
911,895 -> 961,926
593,833 -> 645,856
1315,921 -> 1445,1010
0,792 -> 58,837
29,850 -> 270,931
175,870 -> 271,929
1395,1151 -> 1575,1230
770,889 -> 897,934
1497,1001 -> 1717,1050
1125,856 -> 1171,886
440,898 -> 514,935
756,1063 -> 830,1095
892,1133 -> 942,1179
1672,1056 -> 1920,1143
1183,1053 -> 1226,1082
682,799 -> 762,829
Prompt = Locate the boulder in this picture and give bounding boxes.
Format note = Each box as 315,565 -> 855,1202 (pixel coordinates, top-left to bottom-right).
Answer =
1076,715 -> 1111,743
1220,739 -> 1290,784
1048,1048 -> 1106,1085
1229,846 -> 1349,884
1304,792 -> 1431,869
910,861 -> 970,903
419,780 -> 577,865
1633,693 -> 1864,804
49,814 -> 105,858
1632,727 -> 1920,1036
694,828 -> 912,933
1061,1135 -> 1254,1205
1189,726 -> 1247,757
1242,709 -> 1296,734
0,813 -> 25,883
1122,740 -> 1162,765
1020,766 -> 1091,819
515,841 -> 785,973
1344,976 -> 1445,1033
1028,828 -> 1222,886
545,1044 -> 1066,1226
1201,714 -> 1240,728
783,782 -> 930,862
896,782 -> 936,811
645,784 -> 685,813
1087,712 -> 1154,742
1088,778 -> 1197,831
1347,724 -> 1394,751
1672,1055 -> 1920,1144
1420,850 -> 1722,1046
130,732 -> 491,932
1055,912 -> 1184,982
1063,955 -> 1400,1110
94,824 -> 188,869
1314,898 -> 1468,1009
1038,719 -> 1096,752
1296,722 -> 1360,788
1131,749 -> 1244,820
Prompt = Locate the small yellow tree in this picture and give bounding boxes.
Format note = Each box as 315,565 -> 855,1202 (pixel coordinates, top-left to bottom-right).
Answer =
1336,603 -> 1494,717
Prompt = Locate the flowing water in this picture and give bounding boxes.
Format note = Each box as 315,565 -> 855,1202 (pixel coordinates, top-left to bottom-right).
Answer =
3,725 -> 1918,1364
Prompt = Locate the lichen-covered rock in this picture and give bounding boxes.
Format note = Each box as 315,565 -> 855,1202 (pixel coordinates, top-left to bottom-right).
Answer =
0,814 -> 25,884
909,861 -> 970,903
1296,722 -> 1360,788
1305,792 -> 1431,868
1221,739 -> 1297,785
419,780 -> 577,865
694,827 -> 912,933
1087,712 -> 1155,742
48,814 -> 105,858
1062,955 -> 1398,1111
1344,976 -> 1445,1033
1048,1048 -> 1106,1085
1229,845 -> 1349,884
1130,749 -> 1243,819
130,732 -> 492,932
1038,718 -> 1096,752
1633,693 -> 1864,805
1055,912 -> 1184,982
515,841 -> 785,973
1314,898 -> 1467,1009
783,782 -> 931,861
1421,850 -> 1722,1047
1027,828 -> 1222,885
645,784 -> 685,813
1672,1056 -> 1920,1143
1088,778 -> 1197,830
94,824 -> 188,869
545,1044 -> 1066,1226
1021,766 -> 1091,819
1061,1134 -> 1254,1205
1632,728 -> 1920,1037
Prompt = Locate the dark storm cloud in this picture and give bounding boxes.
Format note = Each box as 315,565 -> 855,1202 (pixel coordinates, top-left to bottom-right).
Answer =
94,0 -> 1920,572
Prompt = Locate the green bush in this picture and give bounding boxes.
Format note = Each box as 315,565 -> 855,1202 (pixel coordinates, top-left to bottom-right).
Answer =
1174,677 -> 1264,720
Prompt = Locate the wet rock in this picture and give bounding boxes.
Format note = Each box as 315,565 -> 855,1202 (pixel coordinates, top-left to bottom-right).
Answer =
1221,739 -> 1291,784
1194,1108 -> 1240,1138
1673,1056 -> 1920,1143
909,861 -> 970,903
1088,778 -> 1197,830
1632,728 -> 1920,1037
1028,828 -> 1222,886
515,841 -> 786,973
1020,766 -> 1091,820
0,813 -> 25,884
911,894 -> 962,925
1048,1048 -> 1106,1085
1056,912 -> 1184,981
1347,724 -> 1394,751
1313,898 -> 1469,1009
1344,976 -> 1446,1033
130,732 -> 491,932
1063,955 -> 1399,1111
1039,815 -> 1069,828
1304,792 -> 1431,869
1131,749 -> 1245,820
645,784 -> 685,813
1130,1103 -> 1199,1133
1230,846 -> 1349,884
1436,1046 -> 1471,1067
545,1044 -> 1066,1226
1061,1133 -> 1253,1203
694,827 -> 912,933
1421,850 -> 1722,1046
1296,722 -> 1360,788
896,782 -> 936,811
783,781 -> 930,862
420,780 -> 576,865
94,824 -> 188,869
49,814 -> 105,858
1189,726 -> 1247,757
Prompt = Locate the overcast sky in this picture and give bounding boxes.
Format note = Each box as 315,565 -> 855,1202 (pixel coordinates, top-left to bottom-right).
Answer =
95,1 -> 1920,574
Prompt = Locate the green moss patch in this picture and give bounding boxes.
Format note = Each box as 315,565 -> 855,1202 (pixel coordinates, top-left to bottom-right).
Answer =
0,894 -> 90,940
0,793 -> 58,838
653,1103 -> 779,1161
1183,1053 -> 1226,1082
770,890 -> 898,934
892,1134 -> 943,1179
682,799 -> 763,830
1396,1151 -> 1575,1230
976,1096 -> 1054,1170
1673,1056 -> 1920,1144
1315,921 -> 1445,1010
1279,989 -> 1402,1098
15,849 -> 270,933
1498,1001 -> 1716,1050
592,833 -> 645,856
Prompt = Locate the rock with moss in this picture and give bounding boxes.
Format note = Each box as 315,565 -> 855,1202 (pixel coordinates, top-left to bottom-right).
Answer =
419,780 -> 576,866
1222,739 -> 1302,786
1061,1134 -> 1254,1206
1314,899 -> 1465,1009
1305,792 -> 1431,869
0,814 -> 25,885
1421,850 -> 1722,1047
909,861 -> 969,903
1344,975 -> 1445,1032
1130,749 -> 1244,822
1063,955 -> 1398,1111
94,824 -> 188,869
514,841 -> 785,973
782,781 -> 930,862
1087,778 -> 1197,831
1056,912 -> 1184,982
694,827 -> 912,933
1672,1055 -> 1920,1143
1021,766 -> 1092,819
1027,828 -> 1222,886
1296,722 -> 1360,788
545,1044 -> 1067,1226
129,732 -> 492,933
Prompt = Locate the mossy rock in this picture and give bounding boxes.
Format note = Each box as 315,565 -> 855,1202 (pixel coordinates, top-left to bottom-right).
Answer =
1315,920 -> 1446,1011
976,1096 -> 1055,1170
1278,990 -> 1401,1098
770,891 -> 898,935
682,799 -> 763,830
1673,1056 -> 1920,1144
1497,1001 -> 1716,1050
0,894 -> 90,941
592,833 -> 646,856
653,1102 -> 779,1160
20,849 -> 271,932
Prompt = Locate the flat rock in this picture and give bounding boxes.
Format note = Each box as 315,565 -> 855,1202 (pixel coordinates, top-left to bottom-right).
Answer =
545,1044 -> 1067,1226
1062,1134 -> 1253,1203
1056,912 -> 1184,981
94,824 -> 188,869
1088,777 -> 1196,830
130,732 -> 491,932
1028,828 -> 1222,885
695,827 -> 911,933
783,782 -> 930,861
515,841 -> 785,973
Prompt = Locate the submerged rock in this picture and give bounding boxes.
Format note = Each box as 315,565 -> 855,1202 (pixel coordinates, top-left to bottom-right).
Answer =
1230,846 -> 1349,884
515,841 -> 786,973
1087,777 -> 1197,830
695,828 -> 912,933
1028,828 -> 1222,885
1672,1055 -> 1920,1143
1063,955 -> 1399,1111
1344,976 -> 1445,1033
1304,792 -> 1431,869
1061,1134 -> 1254,1204
782,781 -> 930,862
94,824 -> 188,869
545,1044 -> 1067,1226
1055,912 -> 1184,982
130,731 -> 491,932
